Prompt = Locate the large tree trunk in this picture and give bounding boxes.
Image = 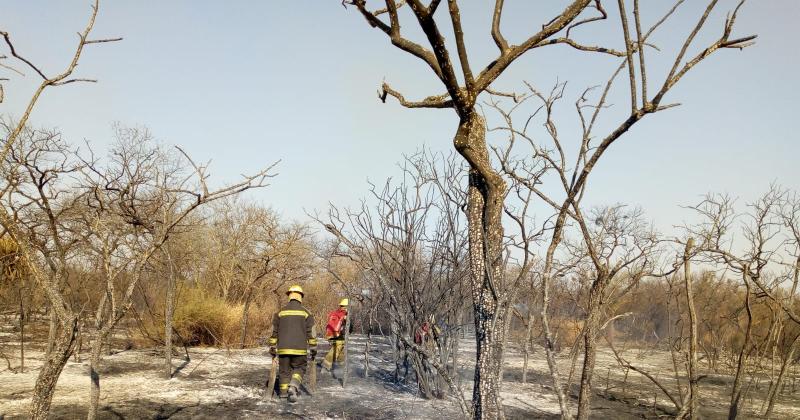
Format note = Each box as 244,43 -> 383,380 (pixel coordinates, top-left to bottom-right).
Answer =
576,280 -> 604,420
454,112 -> 509,420
472,306 -> 509,419
30,317 -> 78,420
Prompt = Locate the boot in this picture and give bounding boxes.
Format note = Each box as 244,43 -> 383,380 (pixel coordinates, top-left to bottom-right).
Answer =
287,386 -> 299,403
321,359 -> 332,371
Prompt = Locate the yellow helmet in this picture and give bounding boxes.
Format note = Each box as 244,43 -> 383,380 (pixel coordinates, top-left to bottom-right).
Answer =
286,285 -> 304,296
339,298 -> 349,307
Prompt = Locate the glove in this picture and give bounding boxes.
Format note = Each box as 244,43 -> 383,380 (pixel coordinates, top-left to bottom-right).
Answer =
310,349 -> 317,359
269,347 -> 276,357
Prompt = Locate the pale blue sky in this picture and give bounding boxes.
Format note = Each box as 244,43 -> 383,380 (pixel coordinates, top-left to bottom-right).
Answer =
2,1 -> 798,235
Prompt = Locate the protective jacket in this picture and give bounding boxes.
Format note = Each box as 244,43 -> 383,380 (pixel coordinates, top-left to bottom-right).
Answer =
325,308 -> 348,341
268,299 -> 317,355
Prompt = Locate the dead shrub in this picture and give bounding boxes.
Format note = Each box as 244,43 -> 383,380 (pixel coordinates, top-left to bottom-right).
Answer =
558,318 -> 584,349
239,300 -> 276,347
173,287 -> 240,346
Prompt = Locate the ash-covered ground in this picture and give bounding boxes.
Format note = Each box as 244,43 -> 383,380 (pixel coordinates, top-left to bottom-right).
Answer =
2,334 -> 799,419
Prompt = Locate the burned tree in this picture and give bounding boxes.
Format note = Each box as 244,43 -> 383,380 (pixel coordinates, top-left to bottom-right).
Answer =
558,206 -> 661,418
320,151 -> 473,413
0,122 -> 275,419
686,187 -> 800,418
78,125 -> 275,419
0,125 -> 90,419
1,6 -> 118,412
336,1 -> 754,417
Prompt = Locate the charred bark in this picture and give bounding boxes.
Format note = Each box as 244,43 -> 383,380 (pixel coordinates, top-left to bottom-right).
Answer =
454,111 -> 509,419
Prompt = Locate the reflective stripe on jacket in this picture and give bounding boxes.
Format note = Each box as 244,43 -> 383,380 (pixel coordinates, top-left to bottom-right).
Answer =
270,299 -> 316,355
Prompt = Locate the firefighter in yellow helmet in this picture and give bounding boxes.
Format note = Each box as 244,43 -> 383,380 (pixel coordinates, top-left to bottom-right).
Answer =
268,285 -> 317,403
321,298 -> 349,371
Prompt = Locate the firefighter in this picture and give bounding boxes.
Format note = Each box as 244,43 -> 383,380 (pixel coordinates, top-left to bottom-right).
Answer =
321,298 -> 348,371
268,285 -> 317,403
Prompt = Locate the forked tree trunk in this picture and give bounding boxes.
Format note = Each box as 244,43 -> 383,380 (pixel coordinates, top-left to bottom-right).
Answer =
454,112 -> 509,420
30,317 -> 78,420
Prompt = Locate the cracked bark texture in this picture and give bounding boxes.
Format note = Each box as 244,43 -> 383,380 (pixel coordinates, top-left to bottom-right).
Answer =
455,112 -> 508,419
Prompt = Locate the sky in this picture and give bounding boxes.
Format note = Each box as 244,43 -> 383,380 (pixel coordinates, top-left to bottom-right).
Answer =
1,1 -> 798,239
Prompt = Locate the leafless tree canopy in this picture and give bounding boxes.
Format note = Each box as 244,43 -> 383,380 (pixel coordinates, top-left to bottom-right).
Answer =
5,2 -> 796,420
335,1 -> 755,418
0,121 -> 276,419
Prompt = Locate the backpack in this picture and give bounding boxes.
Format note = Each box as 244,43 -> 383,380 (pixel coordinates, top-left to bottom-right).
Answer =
325,309 -> 347,339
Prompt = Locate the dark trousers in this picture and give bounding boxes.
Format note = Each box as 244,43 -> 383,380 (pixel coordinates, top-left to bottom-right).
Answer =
278,354 -> 307,393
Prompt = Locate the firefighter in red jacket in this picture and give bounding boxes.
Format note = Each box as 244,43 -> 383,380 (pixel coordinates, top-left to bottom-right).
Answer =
268,285 -> 317,402
321,298 -> 348,371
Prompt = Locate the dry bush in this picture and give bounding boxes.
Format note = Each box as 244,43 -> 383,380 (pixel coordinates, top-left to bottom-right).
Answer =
557,318 -> 585,350
0,236 -> 23,309
169,287 -> 272,347
170,288 -> 271,347
131,283 -> 278,348
171,287 -> 236,346
240,300 -> 278,347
